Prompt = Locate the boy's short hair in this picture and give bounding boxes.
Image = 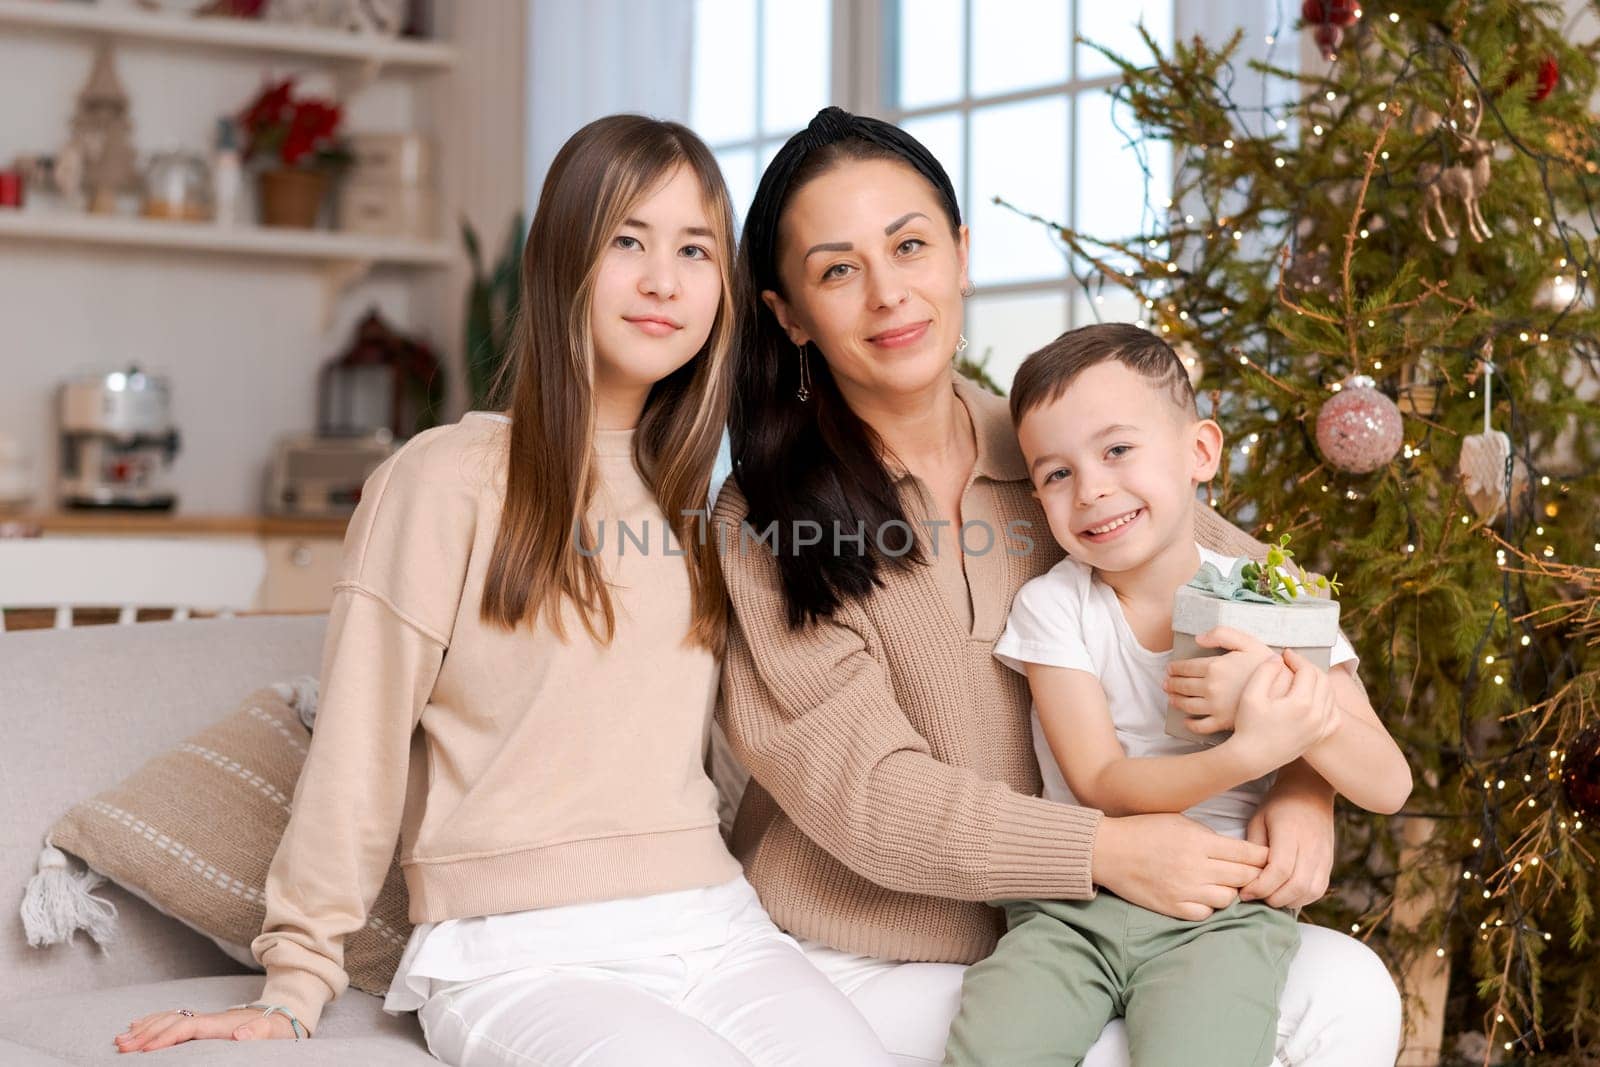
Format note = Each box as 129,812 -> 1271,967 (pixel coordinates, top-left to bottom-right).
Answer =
1009,323 -> 1198,426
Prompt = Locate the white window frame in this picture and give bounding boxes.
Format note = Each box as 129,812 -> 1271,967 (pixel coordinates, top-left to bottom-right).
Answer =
694,0 -> 1175,320
844,0 -> 1175,319
694,0 -> 856,199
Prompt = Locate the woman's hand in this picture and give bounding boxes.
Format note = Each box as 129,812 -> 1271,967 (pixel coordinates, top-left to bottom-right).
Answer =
1228,650 -> 1340,776
1163,626 -> 1279,735
1239,760 -> 1337,907
1091,812 -> 1270,922
115,1006 -> 297,1053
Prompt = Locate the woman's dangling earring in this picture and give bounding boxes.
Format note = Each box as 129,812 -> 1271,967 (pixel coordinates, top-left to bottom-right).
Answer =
955,334 -> 969,355
795,342 -> 812,402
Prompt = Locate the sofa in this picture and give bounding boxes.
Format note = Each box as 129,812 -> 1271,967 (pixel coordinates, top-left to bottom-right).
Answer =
1,615 -> 437,1065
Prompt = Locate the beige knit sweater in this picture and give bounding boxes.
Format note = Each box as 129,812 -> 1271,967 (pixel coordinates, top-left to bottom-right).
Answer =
254,413 -> 739,1033
715,372 -> 1263,965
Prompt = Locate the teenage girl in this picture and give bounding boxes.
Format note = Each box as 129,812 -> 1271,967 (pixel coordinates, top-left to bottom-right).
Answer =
114,114 -> 890,1067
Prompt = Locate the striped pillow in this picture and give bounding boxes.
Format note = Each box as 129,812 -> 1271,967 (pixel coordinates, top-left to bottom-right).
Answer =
47,687 -> 411,995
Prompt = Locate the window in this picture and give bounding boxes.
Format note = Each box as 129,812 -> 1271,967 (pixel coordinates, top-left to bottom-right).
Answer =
689,0 -> 1174,387
883,0 -> 1174,387
691,0 -> 835,225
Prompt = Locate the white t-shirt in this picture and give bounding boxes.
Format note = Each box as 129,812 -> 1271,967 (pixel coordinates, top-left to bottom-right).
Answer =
993,543 -> 1357,839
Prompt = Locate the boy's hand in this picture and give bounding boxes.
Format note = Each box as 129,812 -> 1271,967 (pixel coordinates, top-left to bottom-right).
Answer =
1228,651 -> 1340,776
1164,626 -> 1278,735
1241,767 -> 1336,906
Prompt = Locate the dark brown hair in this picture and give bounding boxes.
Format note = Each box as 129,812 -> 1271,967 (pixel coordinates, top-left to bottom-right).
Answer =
731,107 -> 963,628
481,114 -> 736,652
1010,322 -> 1197,427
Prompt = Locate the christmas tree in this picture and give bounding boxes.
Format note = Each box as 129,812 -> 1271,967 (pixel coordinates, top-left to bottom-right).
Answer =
1013,2 -> 1600,1061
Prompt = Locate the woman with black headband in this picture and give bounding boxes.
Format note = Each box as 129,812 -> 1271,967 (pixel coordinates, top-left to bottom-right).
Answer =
711,106 -> 1401,1065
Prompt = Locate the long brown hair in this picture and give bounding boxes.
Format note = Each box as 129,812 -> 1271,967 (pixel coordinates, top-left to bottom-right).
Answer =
482,115 -> 735,652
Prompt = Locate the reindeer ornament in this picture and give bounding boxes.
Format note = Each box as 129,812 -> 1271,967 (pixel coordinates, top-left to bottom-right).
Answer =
1417,100 -> 1495,243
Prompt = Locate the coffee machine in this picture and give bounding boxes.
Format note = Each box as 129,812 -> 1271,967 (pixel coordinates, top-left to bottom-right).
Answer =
57,368 -> 181,510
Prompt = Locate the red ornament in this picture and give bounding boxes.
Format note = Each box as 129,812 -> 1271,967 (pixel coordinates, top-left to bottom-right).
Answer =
1302,0 -> 1360,27
1530,56 -> 1559,103
1563,724 -> 1600,823
1314,23 -> 1345,60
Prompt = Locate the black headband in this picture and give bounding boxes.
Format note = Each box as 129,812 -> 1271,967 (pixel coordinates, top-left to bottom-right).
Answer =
746,106 -> 963,293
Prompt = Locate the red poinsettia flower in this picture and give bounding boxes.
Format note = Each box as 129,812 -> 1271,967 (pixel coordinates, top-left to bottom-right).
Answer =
240,79 -> 293,137
237,77 -> 347,169
281,100 -> 342,165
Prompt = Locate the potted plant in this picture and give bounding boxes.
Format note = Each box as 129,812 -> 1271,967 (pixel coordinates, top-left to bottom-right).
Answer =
237,78 -> 350,228
461,213 -> 525,410
1167,535 -> 1344,746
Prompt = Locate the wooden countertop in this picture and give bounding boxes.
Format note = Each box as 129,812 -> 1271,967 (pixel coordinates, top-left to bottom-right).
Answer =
4,511 -> 350,539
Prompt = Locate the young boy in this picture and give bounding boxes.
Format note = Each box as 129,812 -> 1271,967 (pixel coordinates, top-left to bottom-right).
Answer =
943,323 -> 1412,1067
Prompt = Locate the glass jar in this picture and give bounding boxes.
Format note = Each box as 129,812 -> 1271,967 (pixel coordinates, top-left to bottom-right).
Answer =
141,151 -> 213,222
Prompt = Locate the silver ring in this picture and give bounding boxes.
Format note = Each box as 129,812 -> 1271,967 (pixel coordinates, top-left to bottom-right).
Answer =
176,1009 -> 195,1018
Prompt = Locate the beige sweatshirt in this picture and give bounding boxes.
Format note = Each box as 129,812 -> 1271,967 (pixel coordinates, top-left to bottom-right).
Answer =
716,373 -> 1265,965
253,413 -> 739,1033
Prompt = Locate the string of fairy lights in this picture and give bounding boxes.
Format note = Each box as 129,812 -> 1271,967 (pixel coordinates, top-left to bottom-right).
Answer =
995,2 -> 1600,1056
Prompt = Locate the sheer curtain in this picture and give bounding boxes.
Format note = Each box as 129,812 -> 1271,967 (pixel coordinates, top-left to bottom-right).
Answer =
524,0 -> 696,208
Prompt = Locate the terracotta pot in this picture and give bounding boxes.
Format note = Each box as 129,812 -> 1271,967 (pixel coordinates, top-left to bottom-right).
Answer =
258,168 -> 329,228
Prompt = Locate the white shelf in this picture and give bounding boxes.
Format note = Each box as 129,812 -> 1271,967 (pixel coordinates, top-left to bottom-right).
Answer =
0,210 -> 454,266
0,0 -> 456,70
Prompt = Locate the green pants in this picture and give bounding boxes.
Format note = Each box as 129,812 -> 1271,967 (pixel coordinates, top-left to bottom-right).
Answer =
944,895 -> 1299,1067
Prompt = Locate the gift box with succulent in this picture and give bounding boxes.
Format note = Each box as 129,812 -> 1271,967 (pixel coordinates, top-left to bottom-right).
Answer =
237,77 -> 351,228
1167,535 -> 1344,746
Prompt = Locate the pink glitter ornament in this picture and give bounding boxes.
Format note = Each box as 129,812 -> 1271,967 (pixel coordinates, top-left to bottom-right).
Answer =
1316,375 -> 1403,474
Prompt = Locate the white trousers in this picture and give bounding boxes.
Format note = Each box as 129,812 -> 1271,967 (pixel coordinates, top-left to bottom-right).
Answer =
414,923 -> 893,1067
802,923 -> 1402,1067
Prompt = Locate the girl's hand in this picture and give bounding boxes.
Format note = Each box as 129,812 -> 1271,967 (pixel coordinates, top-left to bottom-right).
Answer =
1092,812 -> 1270,922
1227,651 -> 1340,776
115,1007 -> 297,1053
1164,626 -> 1279,736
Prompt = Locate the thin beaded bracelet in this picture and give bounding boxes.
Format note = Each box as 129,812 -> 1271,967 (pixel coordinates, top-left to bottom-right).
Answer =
229,1002 -> 305,1040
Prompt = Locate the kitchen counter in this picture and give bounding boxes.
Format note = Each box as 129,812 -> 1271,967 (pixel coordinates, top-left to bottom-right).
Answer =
5,511 -> 349,539
0,511 -> 350,617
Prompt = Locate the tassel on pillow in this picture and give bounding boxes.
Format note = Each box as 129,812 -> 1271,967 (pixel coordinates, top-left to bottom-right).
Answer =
20,840 -> 118,949
271,675 -> 320,731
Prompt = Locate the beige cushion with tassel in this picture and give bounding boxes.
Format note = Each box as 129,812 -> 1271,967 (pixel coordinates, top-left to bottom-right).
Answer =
41,686 -> 411,997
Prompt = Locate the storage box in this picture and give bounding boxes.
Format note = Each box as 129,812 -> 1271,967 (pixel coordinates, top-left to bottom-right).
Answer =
347,133 -> 433,187
266,432 -> 396,518
337,181 -> 437,239
1166,585 -> 1341,746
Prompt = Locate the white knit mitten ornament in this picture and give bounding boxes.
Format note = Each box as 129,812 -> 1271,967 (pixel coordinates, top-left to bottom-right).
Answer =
1459,430 -> 1514,519
1457,353 -> 1525,521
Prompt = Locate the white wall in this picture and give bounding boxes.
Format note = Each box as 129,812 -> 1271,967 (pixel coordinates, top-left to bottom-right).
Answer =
0,22 -> 446,514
